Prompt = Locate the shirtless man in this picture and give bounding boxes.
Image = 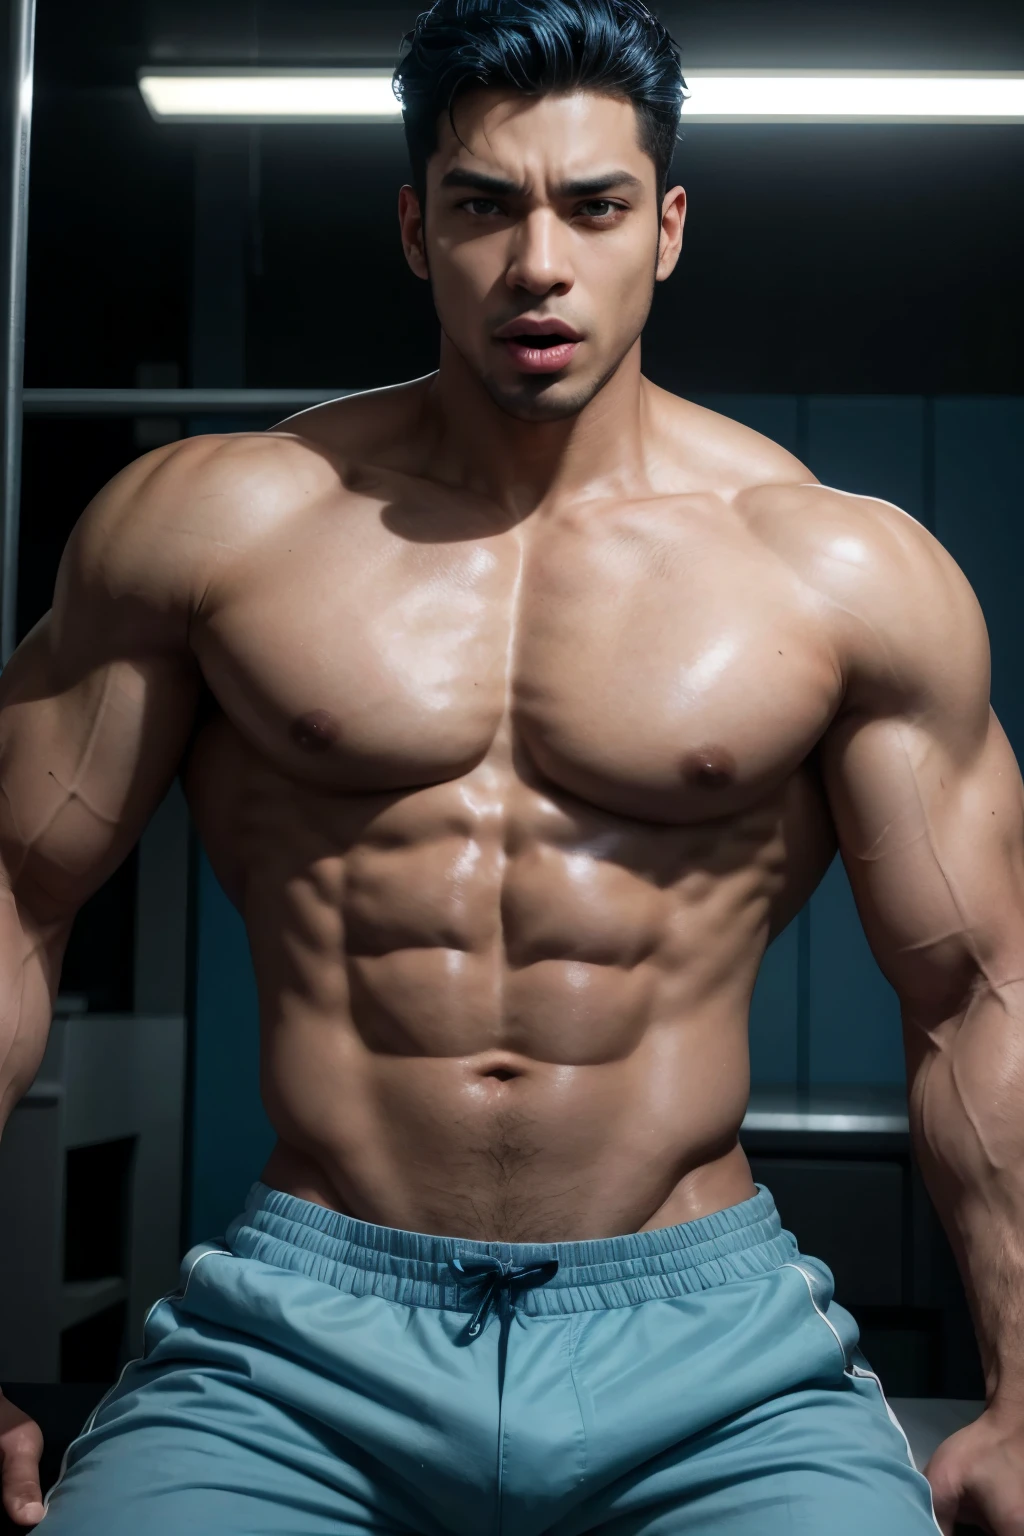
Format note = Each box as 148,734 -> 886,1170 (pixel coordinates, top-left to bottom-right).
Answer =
1,0 -> 1023,1531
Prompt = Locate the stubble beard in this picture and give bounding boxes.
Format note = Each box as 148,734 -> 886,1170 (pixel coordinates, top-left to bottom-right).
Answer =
436,274 -> 656,425
476,350 -> 631,423
439,325 -> 645,425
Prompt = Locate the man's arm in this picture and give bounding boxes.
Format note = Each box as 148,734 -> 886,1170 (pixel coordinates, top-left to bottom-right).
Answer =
0,438 -> 213,1526
0,442 -> 209,1123
796,488 -> 1024,1534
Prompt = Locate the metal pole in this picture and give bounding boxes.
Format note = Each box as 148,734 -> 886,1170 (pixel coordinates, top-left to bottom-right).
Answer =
0,0 -> 36,663
22,387 -> 353,416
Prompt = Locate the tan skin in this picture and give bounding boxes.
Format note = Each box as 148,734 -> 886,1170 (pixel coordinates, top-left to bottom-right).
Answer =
0,86 -> 1023,1532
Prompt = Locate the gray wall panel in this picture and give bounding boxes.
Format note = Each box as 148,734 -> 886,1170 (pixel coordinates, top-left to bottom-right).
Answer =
189,852 -> 273,1244
934,398 -> 1024,761
806,396 -> 929,527
690,393 -> 800,455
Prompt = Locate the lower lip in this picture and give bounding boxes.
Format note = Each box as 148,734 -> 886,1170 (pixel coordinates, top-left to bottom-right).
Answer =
501,338 -> 580,374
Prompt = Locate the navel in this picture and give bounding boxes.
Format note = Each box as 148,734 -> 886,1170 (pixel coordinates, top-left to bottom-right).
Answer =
290,709 -> 339,754
683,743 -> 737,790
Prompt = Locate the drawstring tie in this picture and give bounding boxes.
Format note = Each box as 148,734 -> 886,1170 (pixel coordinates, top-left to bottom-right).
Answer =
448,1254 -> 559,1343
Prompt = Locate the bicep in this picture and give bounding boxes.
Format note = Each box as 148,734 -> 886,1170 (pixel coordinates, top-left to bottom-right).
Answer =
0,616 -> 199,917
0,453 -> 203,917
821,701 -> 1024,1025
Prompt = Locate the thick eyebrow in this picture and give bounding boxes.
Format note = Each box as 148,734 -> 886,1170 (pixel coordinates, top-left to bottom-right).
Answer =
438,167 -> 645,200
553,171 -> 645,198
439,168 -> 523,197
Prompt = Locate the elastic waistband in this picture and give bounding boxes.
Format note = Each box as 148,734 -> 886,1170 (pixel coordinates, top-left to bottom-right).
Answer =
223,1182 -> 796,1316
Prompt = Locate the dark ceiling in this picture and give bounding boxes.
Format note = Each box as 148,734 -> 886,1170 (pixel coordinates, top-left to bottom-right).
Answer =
37,0 -> 1024,81
18,0 -> 1024,404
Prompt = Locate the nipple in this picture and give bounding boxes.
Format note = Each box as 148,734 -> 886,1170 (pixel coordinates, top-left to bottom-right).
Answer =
683,744 -> 737,790
290,709 -> 339,754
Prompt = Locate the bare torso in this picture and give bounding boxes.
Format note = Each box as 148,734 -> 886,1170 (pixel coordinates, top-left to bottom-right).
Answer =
2,71 -> 1017,1533
179,380 -> 842,1241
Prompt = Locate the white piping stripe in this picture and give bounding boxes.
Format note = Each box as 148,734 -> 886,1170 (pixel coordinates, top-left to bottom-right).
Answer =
784,1263 -> 943,1532
847,1364 -> 944,1534
176,1245 -> 231,1307
782,1263 -> 849,1369
42,1245 -> 232,1511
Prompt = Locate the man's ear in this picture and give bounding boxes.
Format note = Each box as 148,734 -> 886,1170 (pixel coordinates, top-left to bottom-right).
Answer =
399,185 -> 430,281
655,184 -> 687,283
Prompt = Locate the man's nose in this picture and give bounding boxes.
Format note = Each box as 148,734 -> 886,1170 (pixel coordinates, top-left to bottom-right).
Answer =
506,209 -> 574,297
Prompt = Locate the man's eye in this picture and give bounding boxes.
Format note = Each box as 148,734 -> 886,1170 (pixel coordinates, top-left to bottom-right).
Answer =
461,198 -> 503,216
579,200 -> 620,218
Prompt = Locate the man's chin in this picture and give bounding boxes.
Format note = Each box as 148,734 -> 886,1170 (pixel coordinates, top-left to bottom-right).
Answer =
480,370 -> 606,424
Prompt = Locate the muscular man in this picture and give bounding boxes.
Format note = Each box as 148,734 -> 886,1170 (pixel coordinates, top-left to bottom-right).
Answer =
1,1 -> 1023,1531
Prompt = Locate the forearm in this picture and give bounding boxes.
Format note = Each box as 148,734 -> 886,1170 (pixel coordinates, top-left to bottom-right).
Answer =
907,976 -> 1024,1416
0,878 -> 72,1133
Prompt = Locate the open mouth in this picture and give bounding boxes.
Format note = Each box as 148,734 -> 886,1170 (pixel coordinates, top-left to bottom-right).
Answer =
501,333 -> 581,373
510,333 -> 571,350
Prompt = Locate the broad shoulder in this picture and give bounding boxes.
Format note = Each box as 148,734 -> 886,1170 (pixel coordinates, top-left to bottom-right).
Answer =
46,429 -> 342,672
649,388 -> 812,498
741,480 -> 990,724
68,426 -> 349,595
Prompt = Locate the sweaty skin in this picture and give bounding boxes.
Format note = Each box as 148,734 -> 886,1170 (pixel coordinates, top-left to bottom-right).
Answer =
186,390 -> 839,1242
2,85 -> 1024,1534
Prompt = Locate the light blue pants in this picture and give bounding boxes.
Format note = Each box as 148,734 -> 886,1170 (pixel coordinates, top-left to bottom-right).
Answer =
43,1182 -> 940,1534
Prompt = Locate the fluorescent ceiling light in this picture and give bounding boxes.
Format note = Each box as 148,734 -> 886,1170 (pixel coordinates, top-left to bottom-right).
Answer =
138,69 -> 403,123
684,71 -> 1024,121
137,68 -> 1024,124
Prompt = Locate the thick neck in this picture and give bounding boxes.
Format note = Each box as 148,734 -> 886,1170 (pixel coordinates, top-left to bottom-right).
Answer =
424,334 -> 653,518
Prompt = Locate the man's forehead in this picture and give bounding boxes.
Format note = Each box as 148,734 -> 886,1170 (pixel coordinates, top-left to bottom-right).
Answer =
433,88 -> 650,183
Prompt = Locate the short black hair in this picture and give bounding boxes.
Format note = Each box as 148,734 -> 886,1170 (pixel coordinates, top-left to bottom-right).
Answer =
393,0 -> 685,204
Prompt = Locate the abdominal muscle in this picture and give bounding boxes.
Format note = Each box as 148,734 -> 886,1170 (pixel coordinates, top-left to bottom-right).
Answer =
259,1036 -> 759,1244
190,727 -> 825,1244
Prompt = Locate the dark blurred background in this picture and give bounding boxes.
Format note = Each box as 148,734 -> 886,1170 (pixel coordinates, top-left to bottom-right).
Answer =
23,0 -> 1024,399
2,0 -> 1023,1437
